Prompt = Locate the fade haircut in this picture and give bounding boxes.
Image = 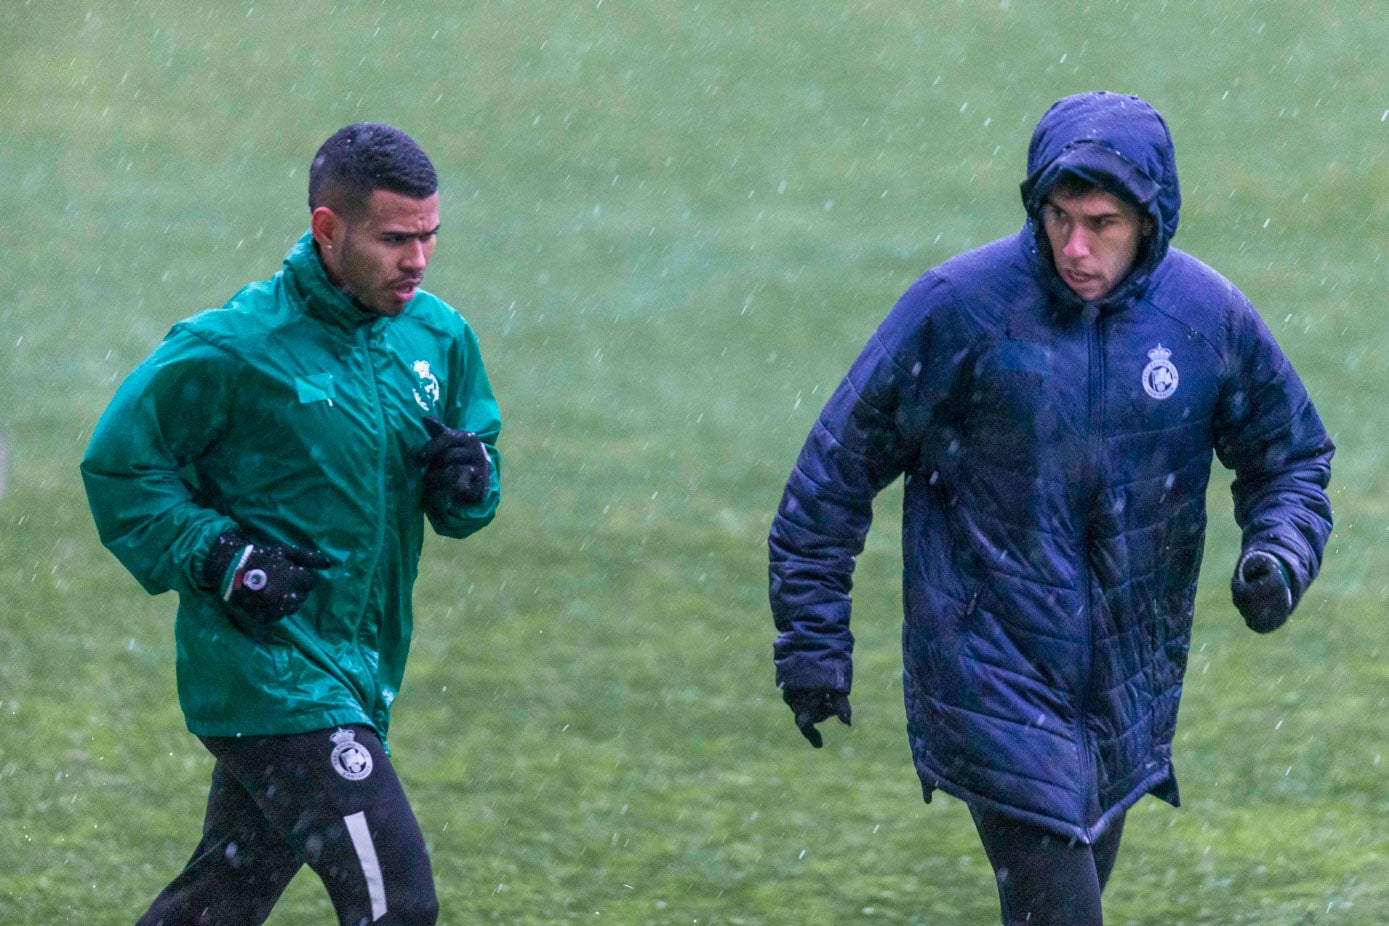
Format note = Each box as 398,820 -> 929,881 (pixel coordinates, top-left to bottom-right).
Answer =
308,123 -> 437,220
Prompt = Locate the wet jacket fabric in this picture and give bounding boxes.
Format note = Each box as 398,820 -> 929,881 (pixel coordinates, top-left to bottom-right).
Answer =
768,92 -> 1333,842
82,233 -> 501,740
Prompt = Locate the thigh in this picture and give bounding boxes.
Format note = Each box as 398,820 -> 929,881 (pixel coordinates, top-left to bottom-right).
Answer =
1093,811 -> 1126,892
970,805 -> 1112,926
204,726 -> 438,926
137,760 -> 301,926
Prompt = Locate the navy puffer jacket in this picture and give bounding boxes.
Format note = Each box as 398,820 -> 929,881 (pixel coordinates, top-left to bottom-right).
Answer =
768,92 -> 1333,842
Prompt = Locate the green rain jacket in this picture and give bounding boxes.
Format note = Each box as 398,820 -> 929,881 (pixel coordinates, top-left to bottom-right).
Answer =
81,233 -> 501,739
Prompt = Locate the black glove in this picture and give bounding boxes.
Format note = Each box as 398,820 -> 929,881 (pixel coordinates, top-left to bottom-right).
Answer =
203,530 -> 332,625
419,416 -> 491,506
783,687 -> 852,748
1231,550 -> 1293,634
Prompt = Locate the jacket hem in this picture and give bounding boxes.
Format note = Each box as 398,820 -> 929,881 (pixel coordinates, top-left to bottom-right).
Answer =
913,755 -> 1175,846
184,707 -> 377,740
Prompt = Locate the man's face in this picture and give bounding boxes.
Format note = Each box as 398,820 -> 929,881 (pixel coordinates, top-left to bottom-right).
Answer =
314,190 -> 440,316
1039,187 -> 1151,302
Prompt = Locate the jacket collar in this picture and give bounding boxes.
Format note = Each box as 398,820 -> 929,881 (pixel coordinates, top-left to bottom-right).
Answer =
281,231 -> 387,333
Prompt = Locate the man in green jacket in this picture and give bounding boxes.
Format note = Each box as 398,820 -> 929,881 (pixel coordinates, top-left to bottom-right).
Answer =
81,123 -> 500,926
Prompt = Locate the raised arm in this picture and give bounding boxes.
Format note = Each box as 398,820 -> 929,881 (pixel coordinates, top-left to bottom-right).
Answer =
422,322 -> 502,539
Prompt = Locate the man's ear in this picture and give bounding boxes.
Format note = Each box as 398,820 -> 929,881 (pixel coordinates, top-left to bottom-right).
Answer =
310,206 -> 341,251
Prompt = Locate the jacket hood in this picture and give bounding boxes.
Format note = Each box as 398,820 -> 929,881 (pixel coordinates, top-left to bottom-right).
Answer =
1019,91 -> 1181,306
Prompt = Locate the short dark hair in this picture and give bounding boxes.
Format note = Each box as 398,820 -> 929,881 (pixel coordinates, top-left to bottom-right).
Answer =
1043,170 -> 1143,214
308,123 -> 437,219
1044,172 -> 1104,200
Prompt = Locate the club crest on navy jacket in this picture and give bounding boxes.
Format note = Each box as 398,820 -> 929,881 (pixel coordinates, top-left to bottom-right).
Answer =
768,92 -> 1333,842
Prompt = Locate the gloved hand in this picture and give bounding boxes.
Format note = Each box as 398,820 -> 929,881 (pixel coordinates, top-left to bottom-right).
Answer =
1231,549 -> 1293,634
783,687 -> 852,748
419,416 -> 491,506
203,529 -> 332,625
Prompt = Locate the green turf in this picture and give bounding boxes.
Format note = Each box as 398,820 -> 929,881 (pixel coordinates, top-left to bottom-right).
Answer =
3,1 -> 1388,922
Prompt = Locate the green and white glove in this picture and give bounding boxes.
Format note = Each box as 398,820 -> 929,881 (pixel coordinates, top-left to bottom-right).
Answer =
203,529 -> 332,625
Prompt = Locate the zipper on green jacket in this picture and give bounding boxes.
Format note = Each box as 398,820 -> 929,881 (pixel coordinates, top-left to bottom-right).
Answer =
360,323 -> 392,727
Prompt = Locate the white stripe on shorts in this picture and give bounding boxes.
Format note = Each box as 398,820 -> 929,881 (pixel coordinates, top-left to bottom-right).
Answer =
343,811 -> 388,921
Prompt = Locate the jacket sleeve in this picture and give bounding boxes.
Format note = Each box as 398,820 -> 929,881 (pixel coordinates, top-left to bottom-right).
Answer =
80,329 -> 240,596
426,321 -> 502,539
767,278 -> 941,693
1213,297 -> 1334,609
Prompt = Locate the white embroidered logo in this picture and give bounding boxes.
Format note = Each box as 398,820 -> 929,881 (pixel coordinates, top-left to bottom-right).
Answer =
329,728 -> 374,782
412,360 -> 440,411
1142,344 -> 1179,401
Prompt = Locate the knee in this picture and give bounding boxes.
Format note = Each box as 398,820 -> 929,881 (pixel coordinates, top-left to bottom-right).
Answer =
382,885 -> 438,926
404,891 -> 440,926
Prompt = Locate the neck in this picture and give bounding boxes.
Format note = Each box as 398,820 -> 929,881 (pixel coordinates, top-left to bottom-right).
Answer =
313,239 -> 346,291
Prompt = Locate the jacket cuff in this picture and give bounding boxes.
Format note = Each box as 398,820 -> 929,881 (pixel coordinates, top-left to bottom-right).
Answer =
774,653 -> 853,694
188,520 -> 242,593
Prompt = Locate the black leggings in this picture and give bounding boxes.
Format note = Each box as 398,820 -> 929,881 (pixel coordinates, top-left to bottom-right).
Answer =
137,726 -> 437,926
970,804 -> 1126,926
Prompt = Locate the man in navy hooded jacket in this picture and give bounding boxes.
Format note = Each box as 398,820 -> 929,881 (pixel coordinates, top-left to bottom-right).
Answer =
767,91 -> 1333,924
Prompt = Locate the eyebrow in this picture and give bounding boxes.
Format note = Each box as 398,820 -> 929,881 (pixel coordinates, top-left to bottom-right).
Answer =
1043,200 -> 1124,220
382,225 -> 441,238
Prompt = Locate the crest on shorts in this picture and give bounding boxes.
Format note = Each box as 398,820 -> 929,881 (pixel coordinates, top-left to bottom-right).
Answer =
329,728 -> 373,782
1141,344 -> 1178,401
412,360 -> 440,411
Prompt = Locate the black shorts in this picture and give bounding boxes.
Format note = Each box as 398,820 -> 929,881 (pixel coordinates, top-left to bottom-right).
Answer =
137,725 -> 437,926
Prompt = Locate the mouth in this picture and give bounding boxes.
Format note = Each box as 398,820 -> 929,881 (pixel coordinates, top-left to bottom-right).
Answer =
391,278 -> 423,301
1061,267 -> 1097,289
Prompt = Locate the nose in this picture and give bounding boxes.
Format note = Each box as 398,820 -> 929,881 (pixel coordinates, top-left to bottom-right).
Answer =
1062,226 -> 1092,259
401,239 -> 428,272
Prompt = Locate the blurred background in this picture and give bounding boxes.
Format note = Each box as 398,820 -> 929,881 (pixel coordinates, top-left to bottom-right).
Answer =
2,1 -> 1387,922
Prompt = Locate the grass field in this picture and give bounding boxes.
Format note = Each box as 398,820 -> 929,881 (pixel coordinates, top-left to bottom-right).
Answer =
3,1 -> 1389,923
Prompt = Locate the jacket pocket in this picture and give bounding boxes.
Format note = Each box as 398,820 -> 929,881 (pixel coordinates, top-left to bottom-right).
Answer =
260,638 -> 290,678
946,579 -> 986,666
227,615 -> 292,677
